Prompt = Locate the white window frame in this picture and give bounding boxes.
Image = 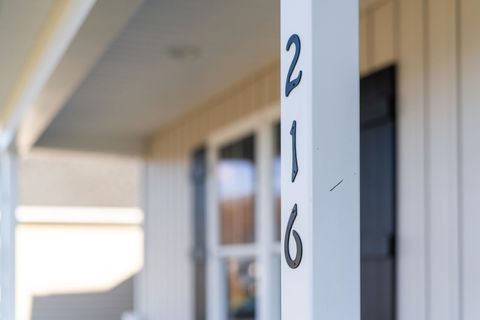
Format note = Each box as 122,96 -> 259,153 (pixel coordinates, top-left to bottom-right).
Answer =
206,105 -> 280,320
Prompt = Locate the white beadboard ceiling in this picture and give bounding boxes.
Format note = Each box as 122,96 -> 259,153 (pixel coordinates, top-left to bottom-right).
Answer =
36,0 -> 280,154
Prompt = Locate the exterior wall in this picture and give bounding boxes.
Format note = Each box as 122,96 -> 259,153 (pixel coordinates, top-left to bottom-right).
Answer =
19,148 -> 141,207
143,160 -> 192,320
144,62 -> 279,320
16,224 -> 142,320
398,1 -> 479,320
143,1 -> 480,319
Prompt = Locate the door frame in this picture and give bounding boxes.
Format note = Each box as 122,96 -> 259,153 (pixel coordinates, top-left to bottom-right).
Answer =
206,104 -> 280,320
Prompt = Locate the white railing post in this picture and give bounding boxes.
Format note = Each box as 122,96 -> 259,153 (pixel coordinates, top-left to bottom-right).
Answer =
280,1 -> 360,319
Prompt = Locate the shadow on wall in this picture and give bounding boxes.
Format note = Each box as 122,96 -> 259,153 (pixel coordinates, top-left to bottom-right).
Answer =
30,276 -> 134,320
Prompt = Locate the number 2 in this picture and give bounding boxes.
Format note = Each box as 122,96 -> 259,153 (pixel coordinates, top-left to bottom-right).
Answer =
285,34 -> 302,97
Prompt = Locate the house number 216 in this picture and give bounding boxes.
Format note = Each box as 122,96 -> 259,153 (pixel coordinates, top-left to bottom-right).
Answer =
284,33 -> 303,269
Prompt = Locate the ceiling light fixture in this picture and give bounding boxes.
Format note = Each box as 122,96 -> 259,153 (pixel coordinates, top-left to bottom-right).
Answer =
165,45 -> 201,61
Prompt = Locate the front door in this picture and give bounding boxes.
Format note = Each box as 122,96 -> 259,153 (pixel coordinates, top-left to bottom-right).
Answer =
360,66 -> 396,320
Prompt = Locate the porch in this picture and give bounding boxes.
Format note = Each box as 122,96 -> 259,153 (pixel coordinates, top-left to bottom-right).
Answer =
0,0 -> 478,319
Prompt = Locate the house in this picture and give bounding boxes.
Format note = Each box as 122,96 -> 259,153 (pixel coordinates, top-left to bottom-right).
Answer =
0,0 -> 478,319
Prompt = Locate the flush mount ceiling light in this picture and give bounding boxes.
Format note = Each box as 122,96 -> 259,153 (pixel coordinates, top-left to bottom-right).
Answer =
165,45 -> 201,61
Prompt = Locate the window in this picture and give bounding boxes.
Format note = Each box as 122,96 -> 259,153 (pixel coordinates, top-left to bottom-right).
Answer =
218,135 -> 256,245
208,109 -> 280,320
224,258 -> 256,320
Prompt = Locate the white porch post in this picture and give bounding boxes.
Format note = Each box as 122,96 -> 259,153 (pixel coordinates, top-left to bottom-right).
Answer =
280,1 -> 359,320
0,152 -> 17,320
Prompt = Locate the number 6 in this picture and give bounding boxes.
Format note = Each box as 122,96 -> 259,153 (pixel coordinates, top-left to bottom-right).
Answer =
284,204 -> 303,269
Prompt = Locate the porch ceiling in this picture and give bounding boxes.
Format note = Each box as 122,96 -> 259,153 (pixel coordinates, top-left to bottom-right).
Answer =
34,0 -> 280,155
0,0 -> 55,130
0,0 -> 55,105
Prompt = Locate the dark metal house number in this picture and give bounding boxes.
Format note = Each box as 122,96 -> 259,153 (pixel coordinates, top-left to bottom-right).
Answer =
285,34 -> 303,97
290,120 -> 298,182
284,204 -> 303,269
284,33 -> 303,269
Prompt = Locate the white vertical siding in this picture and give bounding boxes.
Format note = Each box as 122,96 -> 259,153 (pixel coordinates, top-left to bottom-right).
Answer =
398,0 -> 479,320
397,0 -> 428,319
460,1 -> 480,319
426,0 -> 460,319
144,160 -> 193,320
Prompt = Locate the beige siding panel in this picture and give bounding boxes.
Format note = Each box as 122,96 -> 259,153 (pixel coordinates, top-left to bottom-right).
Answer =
361,0 -> 388,10
254,70 -> 269,111
426,0 -> 460,319
372,1 -> 395,69
149,60 -> 280,158
360,0 -> 397,76
397,0 -> 427,320
460,0 -> 480,319
267,64 -> 281,105
243,82 -> 256,114
360,13 -> 369,74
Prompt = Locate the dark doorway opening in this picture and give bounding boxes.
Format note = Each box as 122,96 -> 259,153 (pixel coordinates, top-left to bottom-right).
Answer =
360,65 -> 396,320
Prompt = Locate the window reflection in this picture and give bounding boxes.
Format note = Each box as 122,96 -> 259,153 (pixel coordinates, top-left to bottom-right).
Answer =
218,135 -> 256,244
225,258 -> 256,320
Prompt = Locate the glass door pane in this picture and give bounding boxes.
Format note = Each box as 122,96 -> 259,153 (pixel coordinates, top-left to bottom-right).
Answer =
217,135 -> 256,244
224,258 -> 256,320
